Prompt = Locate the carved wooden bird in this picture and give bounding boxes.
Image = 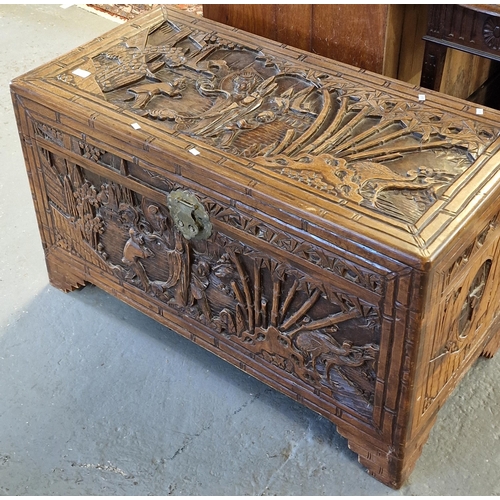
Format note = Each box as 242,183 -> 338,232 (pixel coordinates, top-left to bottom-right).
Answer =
127,78 -> 187,108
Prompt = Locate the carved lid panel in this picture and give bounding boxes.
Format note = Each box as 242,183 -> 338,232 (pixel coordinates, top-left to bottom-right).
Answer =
14,6 -> 500,263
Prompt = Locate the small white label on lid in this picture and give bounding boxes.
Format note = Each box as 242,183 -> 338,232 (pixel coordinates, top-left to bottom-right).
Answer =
476,108 -> 484,115
189,148 -> 201,156
418,94 -> 426,101
72,68 -> 91,78
131,123 -> 141,130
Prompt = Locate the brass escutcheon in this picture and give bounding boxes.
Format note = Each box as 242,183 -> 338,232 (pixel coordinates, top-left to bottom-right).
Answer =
166,189 -> 212,240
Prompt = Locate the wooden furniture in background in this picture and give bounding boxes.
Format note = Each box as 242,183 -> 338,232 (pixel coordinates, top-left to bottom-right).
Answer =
11,6 -> 500,489
203,4 -> 498,103
203,4 -> 410,78
421,4 -> 500,100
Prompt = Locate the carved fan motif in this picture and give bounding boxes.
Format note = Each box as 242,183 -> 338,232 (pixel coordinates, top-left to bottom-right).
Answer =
483,17 -> 500,49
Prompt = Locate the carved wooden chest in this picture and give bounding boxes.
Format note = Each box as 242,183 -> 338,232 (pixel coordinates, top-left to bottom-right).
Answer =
11,7 -> 500,488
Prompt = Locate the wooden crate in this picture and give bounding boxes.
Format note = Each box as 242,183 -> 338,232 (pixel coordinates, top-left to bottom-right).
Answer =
10,6 -> 500,488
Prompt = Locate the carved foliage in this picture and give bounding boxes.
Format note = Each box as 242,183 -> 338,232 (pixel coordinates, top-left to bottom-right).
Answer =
34,121 -> 64,146
79,140 -> 105,162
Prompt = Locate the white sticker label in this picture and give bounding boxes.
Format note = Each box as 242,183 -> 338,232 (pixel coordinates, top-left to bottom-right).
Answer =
72,68 -> 91,78
418,94 -> 426,101
189,148 -> 201,156
476,108 -> 484,115
131,123 -> 141,130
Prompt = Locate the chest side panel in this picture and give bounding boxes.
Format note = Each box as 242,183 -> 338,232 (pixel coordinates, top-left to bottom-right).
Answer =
410,209 -> 500,435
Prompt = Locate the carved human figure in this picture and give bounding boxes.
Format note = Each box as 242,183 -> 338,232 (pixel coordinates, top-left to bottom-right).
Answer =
230,68 -> 262,100
122,227 -> 154,291
145,204 -> 168,236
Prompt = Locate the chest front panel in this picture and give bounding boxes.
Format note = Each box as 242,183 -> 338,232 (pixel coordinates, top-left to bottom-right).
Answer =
24,111 -> 420,438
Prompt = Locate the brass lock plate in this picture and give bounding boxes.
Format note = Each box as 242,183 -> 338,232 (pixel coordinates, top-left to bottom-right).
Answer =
166,189 -> 212,240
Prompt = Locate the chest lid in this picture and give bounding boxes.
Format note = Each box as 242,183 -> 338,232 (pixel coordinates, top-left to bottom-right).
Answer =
12,6 -> 500,267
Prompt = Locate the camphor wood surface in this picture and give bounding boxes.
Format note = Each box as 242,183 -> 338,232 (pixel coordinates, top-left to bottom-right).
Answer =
10,6 -> 500,488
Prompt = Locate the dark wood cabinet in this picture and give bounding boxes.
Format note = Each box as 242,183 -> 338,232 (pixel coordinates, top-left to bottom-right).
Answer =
421,4 -> 500,103
203,4 -> 406,78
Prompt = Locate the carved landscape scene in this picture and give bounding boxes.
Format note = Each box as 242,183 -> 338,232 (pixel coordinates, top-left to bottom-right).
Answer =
38,145 -> 382,420
57,13 -> 500,224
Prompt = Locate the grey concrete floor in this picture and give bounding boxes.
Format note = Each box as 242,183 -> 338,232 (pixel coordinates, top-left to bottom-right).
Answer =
1,4 -> 499,496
